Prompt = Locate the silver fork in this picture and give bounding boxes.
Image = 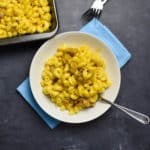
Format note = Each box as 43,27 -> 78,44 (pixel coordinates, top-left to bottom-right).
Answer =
82,0 -> 108,20
102,98 -> 150,125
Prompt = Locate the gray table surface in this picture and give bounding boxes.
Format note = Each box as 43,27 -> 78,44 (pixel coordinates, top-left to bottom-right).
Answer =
0,0 -> 150,150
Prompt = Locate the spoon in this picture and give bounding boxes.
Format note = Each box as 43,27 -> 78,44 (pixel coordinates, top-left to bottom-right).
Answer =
101,98 -> 150,124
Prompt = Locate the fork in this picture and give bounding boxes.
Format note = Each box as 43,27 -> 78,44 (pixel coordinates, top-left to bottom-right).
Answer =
102,98 -> 150,125
82,0 -> 108,20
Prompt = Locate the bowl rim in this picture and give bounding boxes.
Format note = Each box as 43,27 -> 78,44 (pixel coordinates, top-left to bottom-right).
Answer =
29,31 -> 121,123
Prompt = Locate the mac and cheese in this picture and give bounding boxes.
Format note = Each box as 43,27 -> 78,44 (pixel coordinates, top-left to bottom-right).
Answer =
0,0 -> 51,39
41,45 -> 111,114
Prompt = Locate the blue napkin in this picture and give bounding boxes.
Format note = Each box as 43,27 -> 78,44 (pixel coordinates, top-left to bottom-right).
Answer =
17,18 -> 131,129
80,18 -> 131,68
17,78 -> 60,129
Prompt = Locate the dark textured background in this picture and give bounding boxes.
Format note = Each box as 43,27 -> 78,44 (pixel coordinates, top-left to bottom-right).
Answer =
0,0 -> 150,150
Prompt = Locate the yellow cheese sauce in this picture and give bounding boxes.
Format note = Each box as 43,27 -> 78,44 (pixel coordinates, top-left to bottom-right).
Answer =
41,45 -> 111,114
0,0 -> 51,39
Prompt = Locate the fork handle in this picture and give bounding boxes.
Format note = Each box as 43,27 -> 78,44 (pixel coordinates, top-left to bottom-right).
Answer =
114,103 -> 150,124
102,99 -> 150,125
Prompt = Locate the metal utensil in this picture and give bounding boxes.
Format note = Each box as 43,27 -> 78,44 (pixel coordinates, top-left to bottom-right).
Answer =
82,0 -> 108,20
101,98 -> 150,124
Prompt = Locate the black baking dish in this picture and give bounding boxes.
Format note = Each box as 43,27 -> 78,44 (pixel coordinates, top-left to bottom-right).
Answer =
0,0 -> 58,46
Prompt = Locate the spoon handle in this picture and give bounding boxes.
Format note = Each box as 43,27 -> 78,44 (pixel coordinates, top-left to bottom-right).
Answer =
102,99 -> 150,124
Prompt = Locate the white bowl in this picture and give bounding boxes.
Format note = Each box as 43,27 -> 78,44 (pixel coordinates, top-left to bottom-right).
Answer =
29,31 -> 121,123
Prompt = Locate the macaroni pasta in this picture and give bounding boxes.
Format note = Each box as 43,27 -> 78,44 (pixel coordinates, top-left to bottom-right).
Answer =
41,45 -> 111,114
0,0 -> 51,39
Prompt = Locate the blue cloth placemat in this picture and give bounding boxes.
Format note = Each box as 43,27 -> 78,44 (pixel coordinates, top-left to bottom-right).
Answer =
17,78 -> 60,129
81,18 -> 131,68
17,18 -> 131,129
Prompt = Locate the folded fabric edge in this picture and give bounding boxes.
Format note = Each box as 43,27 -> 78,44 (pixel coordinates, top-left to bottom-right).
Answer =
16,79 -> 60,129
93,18 -> 132,57
81,18 -> 131,68
119,50 -> 131,68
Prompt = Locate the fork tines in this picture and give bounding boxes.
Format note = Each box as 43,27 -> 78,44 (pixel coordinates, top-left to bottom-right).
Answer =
82,8 -> 102,20
82,0 -> 108,20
